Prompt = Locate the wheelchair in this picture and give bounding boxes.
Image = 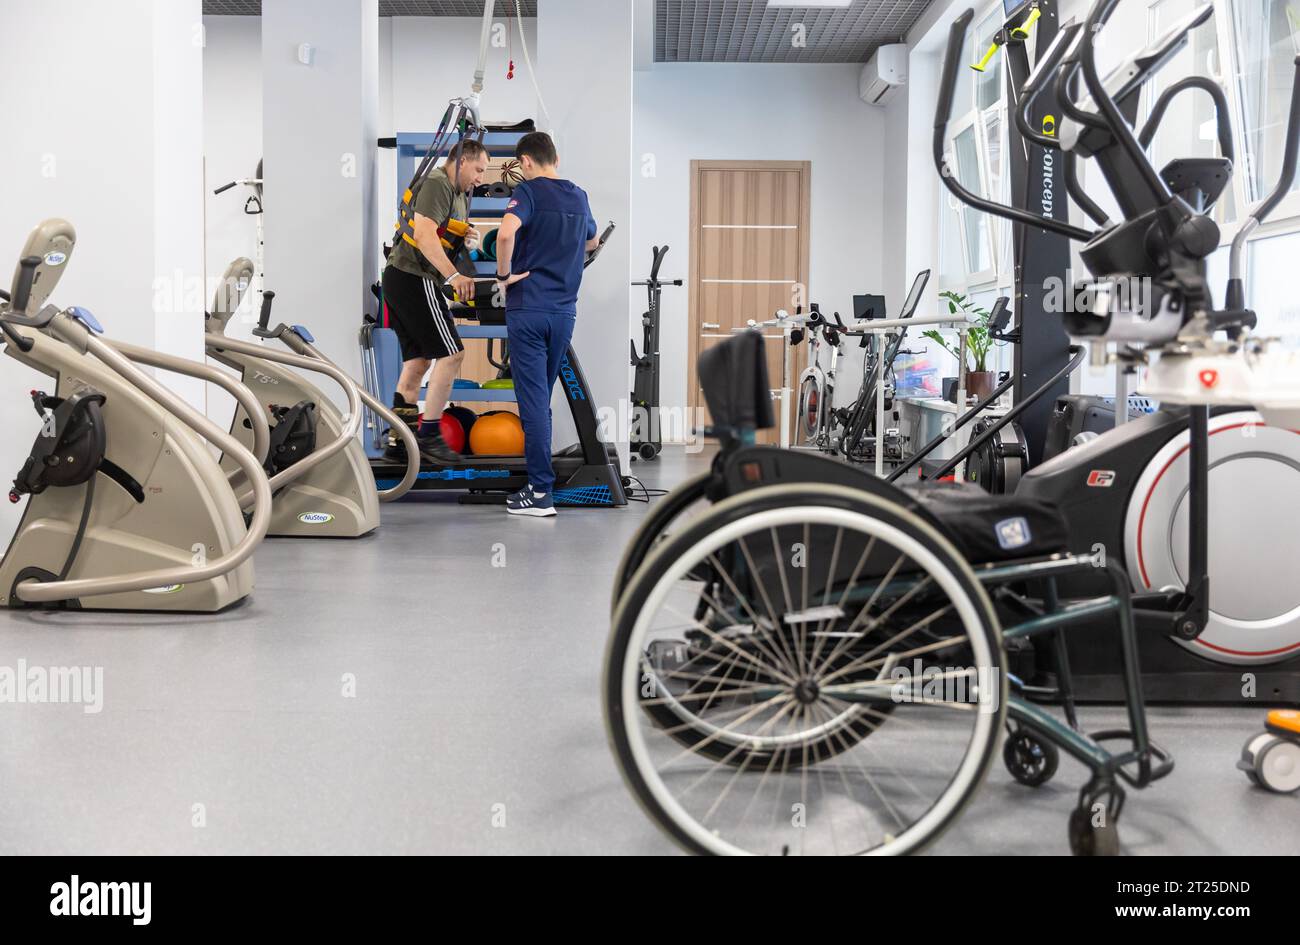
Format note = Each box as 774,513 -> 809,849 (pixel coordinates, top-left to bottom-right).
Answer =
604,331 -> 1172,855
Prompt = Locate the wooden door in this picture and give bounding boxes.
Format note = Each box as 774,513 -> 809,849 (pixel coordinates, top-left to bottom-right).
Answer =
689,161 -> 811,444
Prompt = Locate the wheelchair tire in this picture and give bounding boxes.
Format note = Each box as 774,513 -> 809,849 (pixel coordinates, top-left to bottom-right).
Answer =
605,482 -> 1007,855
610,471 -> 713,615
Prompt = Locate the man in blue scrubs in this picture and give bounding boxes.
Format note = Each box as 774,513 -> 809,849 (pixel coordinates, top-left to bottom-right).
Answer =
493,132 -> 601,517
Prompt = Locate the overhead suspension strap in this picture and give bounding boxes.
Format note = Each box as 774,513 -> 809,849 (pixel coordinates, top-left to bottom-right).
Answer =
394,1 -> 496,251
394,100 -> 485,250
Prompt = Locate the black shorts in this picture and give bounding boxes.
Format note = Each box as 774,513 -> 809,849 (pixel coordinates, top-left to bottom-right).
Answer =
381,265 -> 464,361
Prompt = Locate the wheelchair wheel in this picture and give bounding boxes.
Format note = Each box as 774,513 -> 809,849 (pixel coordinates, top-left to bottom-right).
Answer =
1003,727 -> 1059,787
604,482 -> 1007,855
611,471 -> 713,615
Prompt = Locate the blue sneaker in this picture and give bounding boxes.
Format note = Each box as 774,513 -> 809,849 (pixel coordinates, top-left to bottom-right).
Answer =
507,485 -> 556,517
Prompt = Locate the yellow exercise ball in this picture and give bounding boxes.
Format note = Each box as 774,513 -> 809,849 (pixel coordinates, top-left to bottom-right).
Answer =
468,411 -> 525,455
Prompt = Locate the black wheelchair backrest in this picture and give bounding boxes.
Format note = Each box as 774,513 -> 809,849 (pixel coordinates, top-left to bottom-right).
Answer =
698,331 -> 775,433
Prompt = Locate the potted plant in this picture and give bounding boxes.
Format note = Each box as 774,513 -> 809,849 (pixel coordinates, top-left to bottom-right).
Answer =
922,291 -> 999,400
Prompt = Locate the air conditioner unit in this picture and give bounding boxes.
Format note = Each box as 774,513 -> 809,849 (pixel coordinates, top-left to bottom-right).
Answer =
859,44 -> 908,106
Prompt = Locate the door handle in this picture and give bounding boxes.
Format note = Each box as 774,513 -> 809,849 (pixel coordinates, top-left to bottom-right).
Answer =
702,322 -> 721,329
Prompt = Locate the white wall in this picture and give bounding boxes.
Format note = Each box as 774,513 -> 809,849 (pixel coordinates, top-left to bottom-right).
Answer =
631,62 -> 887,419
0,0 -> 205,538
538,0 -> 634,460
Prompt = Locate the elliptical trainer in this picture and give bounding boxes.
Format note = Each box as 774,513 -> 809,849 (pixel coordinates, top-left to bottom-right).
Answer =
629,245 -> 682,461
938,0 -> 1300,704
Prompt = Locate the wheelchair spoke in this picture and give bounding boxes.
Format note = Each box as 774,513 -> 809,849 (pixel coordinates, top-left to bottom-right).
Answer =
611,496 -> 1003,855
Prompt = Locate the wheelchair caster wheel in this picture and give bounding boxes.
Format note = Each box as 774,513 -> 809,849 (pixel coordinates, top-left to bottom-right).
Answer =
1068,805 -> 1120,856
1238,730 -> 1300,794
1003,729 -> 1059,787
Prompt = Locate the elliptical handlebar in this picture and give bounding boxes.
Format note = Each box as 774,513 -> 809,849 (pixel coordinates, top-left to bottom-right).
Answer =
939,0 -> 1238,263
1138,76 -> 1234,161
0,293 -> 35,353
632,244 -> 682,289
209,335 -> 365,508
1228,56 -> 1300,309
1075,0 -> 1176,208
275,332 -> 420,502
936,10 -> 1093,242
649,244 -> 668,281
109,338 -> 273,466
1014,21 -> 1084,150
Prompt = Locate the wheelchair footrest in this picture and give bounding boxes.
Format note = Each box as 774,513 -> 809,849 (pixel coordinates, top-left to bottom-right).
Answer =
1089,728 -> 1175,785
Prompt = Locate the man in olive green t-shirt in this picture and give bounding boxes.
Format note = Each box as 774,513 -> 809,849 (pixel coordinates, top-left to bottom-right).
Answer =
380,138 -> 488,463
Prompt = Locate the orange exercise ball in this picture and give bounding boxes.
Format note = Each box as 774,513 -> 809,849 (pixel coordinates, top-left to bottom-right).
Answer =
468,411 -> 525,455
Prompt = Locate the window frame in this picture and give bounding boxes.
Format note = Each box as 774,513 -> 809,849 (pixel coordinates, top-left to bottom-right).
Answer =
938,0 -> 1011,295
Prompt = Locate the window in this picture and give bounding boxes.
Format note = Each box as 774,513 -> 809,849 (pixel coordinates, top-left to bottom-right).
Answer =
953,121 -> 994,278
973,9 -> 1003,112
1247,229 -> 1300,338
938,1 -> 1009,291
1230,0 -> 1300,204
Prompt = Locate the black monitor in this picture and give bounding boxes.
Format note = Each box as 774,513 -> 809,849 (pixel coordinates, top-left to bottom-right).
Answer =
898,269 -> 931,320
989,296 -> 1012,332
853,294 -> 887,320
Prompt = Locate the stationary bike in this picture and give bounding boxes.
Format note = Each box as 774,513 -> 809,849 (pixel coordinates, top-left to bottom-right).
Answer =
629,245 -> 681,461
835,269 -> 931,465
793,304 -> 847,450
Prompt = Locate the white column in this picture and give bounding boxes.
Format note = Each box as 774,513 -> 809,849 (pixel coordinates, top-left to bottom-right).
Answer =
154,0 -> 207,409
262,0 -> 379,388
536,0 -> 634,463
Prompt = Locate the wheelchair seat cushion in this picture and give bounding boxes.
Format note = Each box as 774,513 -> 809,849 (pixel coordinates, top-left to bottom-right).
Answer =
900,480 -> 1069,562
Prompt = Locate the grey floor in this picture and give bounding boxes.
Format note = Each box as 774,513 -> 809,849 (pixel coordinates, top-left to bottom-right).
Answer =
1,446 -> 1295,855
